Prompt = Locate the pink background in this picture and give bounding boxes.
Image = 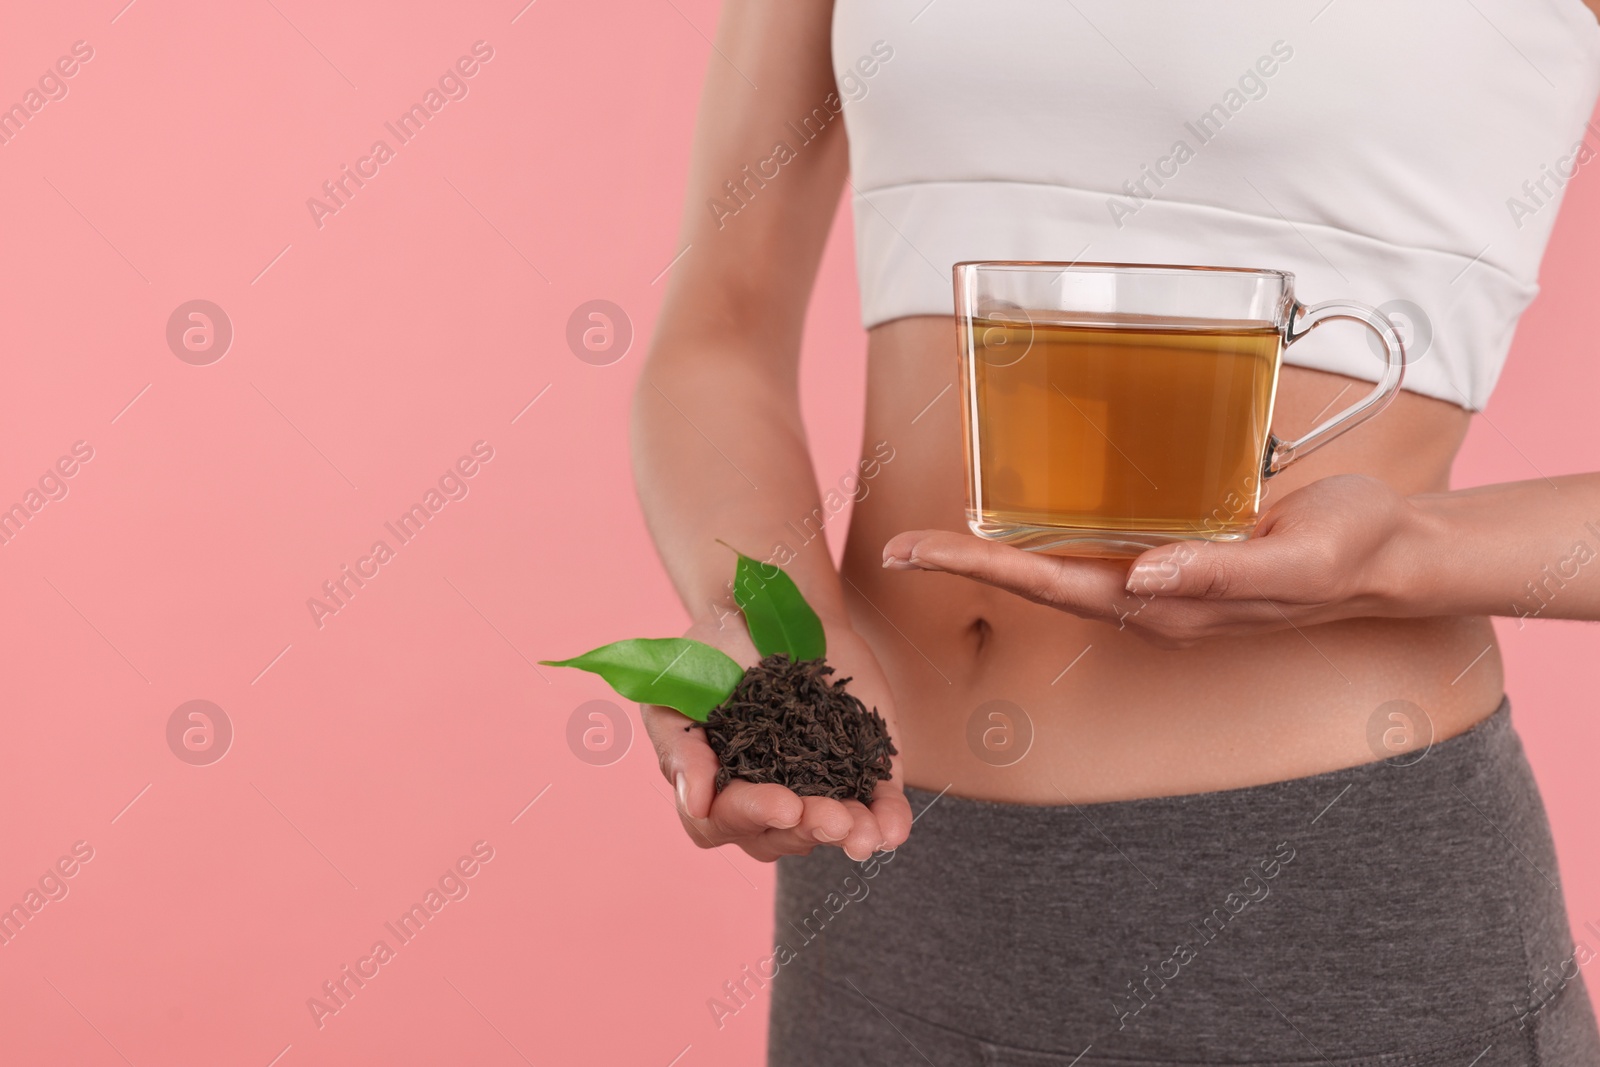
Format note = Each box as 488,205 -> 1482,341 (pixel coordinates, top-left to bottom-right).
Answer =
2,2 -> 1598,1064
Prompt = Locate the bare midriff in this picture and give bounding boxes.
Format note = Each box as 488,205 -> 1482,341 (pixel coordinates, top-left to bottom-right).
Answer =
839,314 -> 1504,805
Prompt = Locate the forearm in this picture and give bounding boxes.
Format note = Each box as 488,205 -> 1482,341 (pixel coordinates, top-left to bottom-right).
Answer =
1385,472 -> 1600,622
625,0 -> 852,633
632,337 -> 849,630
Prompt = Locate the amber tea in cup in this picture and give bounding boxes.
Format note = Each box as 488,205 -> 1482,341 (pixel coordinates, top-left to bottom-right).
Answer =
954,263 -> 1405,557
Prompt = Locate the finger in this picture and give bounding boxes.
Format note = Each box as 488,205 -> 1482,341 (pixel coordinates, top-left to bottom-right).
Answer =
1123,533 -> 1327,602
682,798 -> 815,855
700,780 -> 804,844
884,530 -> 1128,614
640,703 -> 721,820
740,828 -> 819,863
797,795 -> 854,844
868,779 -> 913,851
836,799 -> 884,861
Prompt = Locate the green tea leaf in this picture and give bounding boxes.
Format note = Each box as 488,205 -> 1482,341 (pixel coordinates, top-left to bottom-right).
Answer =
732,552 -> 826,662
539,638 -> 743,722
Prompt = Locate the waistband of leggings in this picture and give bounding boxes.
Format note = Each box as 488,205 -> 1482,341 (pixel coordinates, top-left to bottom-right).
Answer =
902,692 -> 1512,825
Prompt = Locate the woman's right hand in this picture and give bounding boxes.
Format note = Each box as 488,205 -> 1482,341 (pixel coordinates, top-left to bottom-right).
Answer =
640,616 -> 913,864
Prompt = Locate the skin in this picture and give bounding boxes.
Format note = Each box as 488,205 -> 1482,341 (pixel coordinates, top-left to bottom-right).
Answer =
633,0 -> 1600,863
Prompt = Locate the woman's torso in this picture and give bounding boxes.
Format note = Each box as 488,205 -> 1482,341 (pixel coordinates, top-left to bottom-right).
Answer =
840,317 -> 1501,803
827,0 -> 1600,802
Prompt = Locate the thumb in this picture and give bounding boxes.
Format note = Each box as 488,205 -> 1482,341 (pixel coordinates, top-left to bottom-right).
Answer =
641,703 -> 721,820
677,761 -> 721,823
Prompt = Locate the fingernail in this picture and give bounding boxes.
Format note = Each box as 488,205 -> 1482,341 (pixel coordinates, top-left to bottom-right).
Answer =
883,536 -> 927,569
1126,559 -> 1180,594
674,771 -> 689,813
815,826 -> 846,842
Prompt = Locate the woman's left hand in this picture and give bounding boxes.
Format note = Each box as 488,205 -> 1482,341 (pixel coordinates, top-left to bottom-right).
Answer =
882,473 -> 1425,648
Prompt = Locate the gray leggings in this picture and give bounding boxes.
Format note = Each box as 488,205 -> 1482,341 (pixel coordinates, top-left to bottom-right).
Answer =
767,697 -> 1599,1066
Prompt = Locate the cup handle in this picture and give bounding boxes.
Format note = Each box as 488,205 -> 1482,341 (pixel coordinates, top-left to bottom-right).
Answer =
1263,300 -> 1407,476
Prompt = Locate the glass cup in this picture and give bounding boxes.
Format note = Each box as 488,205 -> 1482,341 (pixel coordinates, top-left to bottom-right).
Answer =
953,261 -> 1405,557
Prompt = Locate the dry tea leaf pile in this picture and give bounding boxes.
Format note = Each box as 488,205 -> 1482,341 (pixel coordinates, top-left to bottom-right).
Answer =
701,654 -> 896,804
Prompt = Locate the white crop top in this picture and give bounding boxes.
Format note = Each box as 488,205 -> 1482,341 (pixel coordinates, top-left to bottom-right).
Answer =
831,1 -> 1600,410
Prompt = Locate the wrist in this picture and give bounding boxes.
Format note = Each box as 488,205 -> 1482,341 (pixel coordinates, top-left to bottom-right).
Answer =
1364,491 -> 1456,617
688,586 -> 858,651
